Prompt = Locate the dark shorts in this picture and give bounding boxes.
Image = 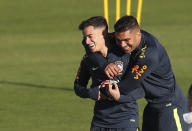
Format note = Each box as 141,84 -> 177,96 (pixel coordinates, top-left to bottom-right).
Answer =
90,125 -> 139,131
142,104 -> 188,131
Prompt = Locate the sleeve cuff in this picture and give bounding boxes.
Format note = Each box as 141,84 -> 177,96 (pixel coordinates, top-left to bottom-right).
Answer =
88,86 -> 99,101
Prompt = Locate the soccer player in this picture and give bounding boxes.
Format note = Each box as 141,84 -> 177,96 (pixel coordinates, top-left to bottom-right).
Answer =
74,16 -> 140,131
101,15 -> 188,131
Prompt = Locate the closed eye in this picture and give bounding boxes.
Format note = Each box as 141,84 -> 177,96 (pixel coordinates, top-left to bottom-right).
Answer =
123,38 -> 130,42
84,34 -> 93,40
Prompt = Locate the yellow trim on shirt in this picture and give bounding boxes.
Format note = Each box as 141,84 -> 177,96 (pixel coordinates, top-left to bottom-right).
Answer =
173,108 -> 182,131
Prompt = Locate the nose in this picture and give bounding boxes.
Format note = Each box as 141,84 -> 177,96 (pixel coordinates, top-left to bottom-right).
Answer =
119,41 -> 127,48
85,37 -> 92,45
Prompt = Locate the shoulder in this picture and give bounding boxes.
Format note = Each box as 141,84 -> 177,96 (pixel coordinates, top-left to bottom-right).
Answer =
140,30 -> 166,62
142,30 -> 166,52
137,43 -> 159,66
137,45 -> 159,66
141,30 -> 158,43
80,54 -> 89,64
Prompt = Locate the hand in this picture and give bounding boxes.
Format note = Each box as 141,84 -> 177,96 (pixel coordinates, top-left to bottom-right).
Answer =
104,63 -> 120,79
98,85 -> 108,100
108,83 -> 120,101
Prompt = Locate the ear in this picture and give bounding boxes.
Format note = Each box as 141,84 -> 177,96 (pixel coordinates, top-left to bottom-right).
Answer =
136,30 -> 141,40
102,28 -> 108,38
136,29 -> 141,35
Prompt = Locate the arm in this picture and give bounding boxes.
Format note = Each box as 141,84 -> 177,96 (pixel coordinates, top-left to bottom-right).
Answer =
74,55 -> 99,101
117,49 -> 159,92
107,83 -> 145,103
106,49 -> 159,102
118,87 -> 145,103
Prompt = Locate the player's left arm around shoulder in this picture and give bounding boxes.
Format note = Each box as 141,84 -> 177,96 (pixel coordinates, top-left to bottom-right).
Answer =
111,48 -> 159,102
116,47 -> 160,94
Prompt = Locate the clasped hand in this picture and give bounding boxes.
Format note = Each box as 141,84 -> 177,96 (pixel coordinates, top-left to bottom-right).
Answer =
98,82 -> 120,101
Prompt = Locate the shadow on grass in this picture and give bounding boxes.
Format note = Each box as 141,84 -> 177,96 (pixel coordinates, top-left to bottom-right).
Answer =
0,81 -> 73,92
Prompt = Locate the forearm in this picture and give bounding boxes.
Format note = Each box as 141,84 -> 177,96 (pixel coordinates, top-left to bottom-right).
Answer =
117,87 -> 145,103
74,81 -> 99,101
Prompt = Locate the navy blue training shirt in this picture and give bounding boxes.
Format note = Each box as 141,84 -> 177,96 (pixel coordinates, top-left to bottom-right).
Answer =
74,45 -> 139,128
115,30 -> 187,109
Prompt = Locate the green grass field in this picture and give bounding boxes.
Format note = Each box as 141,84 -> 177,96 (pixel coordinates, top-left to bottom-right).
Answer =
0,0 -> 191,130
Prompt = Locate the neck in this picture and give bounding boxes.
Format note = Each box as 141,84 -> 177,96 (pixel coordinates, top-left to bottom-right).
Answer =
100,45 -> 108,57
135,32 -> 142,50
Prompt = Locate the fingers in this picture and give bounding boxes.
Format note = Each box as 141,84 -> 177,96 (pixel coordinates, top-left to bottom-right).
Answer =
108,83 -> 118,94
108,83 -> 120,101
98,85 -> 108,100
113,83 -> 120,101
109,64 -> 120,75
107,84 -> 114,100
98,86 -> 101,100
105,70 -> 113,79
113,83 -> 119,92
108,83 -> 113,92
99,82 -> 120,101
105,63 -> 120,79
101,83 -> 105,87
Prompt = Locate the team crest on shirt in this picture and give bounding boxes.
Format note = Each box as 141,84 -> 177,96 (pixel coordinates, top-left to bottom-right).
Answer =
139,45 -> 147,59
115,61 -> 123,75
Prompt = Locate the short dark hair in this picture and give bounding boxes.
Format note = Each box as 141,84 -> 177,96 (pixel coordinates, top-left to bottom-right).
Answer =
189,84 -> 192,97
79,16 -> 108,32
114,15 -> 140,32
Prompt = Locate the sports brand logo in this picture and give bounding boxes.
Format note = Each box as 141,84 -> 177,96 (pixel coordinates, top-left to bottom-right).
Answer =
139,44 -> 147,59
92,67 -> 99,71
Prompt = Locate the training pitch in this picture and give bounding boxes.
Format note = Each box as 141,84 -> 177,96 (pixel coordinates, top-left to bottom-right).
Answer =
0,0 -> 191,130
